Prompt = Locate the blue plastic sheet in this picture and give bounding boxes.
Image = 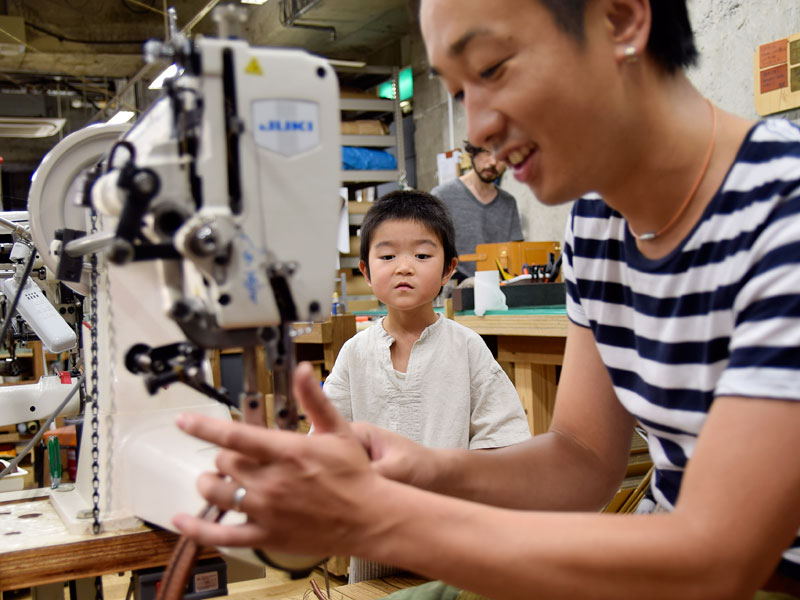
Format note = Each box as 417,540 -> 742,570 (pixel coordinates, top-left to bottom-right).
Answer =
341,146 -> 397,170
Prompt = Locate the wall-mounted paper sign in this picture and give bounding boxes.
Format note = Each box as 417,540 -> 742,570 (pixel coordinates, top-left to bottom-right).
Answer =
754,34 -> 800,116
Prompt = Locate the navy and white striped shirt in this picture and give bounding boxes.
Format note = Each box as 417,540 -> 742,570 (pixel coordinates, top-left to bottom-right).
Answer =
563,119 -> 800,576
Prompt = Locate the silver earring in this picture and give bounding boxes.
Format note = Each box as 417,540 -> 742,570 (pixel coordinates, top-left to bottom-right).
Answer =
624,45 -> 638,63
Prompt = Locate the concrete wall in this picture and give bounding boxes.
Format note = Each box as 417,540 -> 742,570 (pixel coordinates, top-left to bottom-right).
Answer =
409,1 -> 800,245
689,1 -> 800,123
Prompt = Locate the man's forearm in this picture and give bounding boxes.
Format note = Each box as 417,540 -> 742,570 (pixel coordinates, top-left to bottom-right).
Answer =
356,483 -> 762,600
421,431 -> 625,511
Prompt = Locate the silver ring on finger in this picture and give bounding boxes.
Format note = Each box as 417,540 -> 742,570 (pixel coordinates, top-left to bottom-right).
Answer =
231,485 -> 247,511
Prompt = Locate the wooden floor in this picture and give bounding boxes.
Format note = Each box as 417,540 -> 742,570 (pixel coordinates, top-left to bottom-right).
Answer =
2,567 -> 425,600
3,568 -> 340,600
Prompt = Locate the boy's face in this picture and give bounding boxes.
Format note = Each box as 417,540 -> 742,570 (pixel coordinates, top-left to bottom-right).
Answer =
420,0 -> 630,206
360,219 -> 455,312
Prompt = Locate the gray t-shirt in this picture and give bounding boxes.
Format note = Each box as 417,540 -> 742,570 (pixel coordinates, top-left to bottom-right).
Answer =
431,178 -> 524,278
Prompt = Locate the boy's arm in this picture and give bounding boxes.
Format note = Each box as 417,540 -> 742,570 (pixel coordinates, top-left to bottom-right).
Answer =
466,341 -> 530,449
319,339 -> 353,422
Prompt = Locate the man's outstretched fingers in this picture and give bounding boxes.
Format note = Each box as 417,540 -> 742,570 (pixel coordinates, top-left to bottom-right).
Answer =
294,361 -> 351,435
176,413 -> 298,460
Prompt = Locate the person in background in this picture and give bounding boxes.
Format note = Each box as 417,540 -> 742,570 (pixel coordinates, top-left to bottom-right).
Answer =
173,1 -> 800,598
322,189 -> 530,582
431,141 -> 523,282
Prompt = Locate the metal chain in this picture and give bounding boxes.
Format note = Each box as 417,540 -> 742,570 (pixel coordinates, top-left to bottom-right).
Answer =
89,209 -> 101,537
89,209 -> 104,600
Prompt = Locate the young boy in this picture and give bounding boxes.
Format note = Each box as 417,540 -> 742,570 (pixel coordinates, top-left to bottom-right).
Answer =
323,190 -> 530,582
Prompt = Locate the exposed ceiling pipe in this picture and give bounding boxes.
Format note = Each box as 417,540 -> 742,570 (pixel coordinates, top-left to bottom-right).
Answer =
281,0 -> 321,23
183,0 -> 225,35
163,0 -> 170,41
89,0 -> 224,123
279,0 -> 336,41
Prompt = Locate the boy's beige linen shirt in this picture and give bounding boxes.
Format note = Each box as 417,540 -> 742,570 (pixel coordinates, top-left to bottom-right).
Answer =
323,315 -> 531,449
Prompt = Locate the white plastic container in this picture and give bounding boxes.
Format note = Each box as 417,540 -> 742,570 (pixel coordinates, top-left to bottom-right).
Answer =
0,459 -> 28,492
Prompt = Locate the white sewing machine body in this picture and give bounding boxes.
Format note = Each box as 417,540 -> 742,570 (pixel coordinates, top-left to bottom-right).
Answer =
0,376 -> 80,425
23,23 -> 340,573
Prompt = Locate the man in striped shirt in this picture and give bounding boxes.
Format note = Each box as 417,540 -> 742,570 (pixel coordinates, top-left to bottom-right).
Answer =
173,1 -> 800,597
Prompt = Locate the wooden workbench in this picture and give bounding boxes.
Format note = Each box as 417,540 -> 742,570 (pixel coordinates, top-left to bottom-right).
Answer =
1,489 -> 423,597
453,308 -> 568,435
1,487 -> 425,599
0,490 -> 218,592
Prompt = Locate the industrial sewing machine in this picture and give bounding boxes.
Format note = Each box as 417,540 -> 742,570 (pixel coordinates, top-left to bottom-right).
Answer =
0,211 -> 80,428
15,5 -> 341,572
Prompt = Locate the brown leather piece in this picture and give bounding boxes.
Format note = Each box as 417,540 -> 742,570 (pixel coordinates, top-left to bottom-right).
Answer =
155,506 -> 223,600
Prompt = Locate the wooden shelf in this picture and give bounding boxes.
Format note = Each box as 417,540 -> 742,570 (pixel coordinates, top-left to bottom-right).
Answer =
341,134 -> 397,147
341,169 -> 400,183
340,97 -> 396,112
336,64 -> 405,314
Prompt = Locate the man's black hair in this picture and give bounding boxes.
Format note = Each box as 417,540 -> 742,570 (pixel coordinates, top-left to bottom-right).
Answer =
410,0 -> 698,74
463,140 -> 486,157
537,0 -> 697,73
359,189 -> 457,279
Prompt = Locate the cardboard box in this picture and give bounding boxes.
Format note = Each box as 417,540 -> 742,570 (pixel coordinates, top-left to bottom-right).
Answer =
339,87 -> 377,99
340,120 -> 388,135
347,200 -> 373,214
342,272 -> 372,296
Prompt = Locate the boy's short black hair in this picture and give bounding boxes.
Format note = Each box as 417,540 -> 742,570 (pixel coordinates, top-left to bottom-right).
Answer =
410,0 -> 698,74
359,189 -> 457,278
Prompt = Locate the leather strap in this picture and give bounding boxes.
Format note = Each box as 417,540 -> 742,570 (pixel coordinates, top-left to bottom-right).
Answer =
155,505 -> 223,600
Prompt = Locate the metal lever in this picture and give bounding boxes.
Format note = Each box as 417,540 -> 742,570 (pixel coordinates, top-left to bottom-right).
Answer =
269,322 -> 300,431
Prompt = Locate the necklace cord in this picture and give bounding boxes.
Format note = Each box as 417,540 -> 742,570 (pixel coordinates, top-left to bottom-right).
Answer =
629,99 -> 718,241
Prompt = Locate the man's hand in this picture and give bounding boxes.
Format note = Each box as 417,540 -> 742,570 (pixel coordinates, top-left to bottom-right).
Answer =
351,421 -> 441,490
172,362 -> 390,557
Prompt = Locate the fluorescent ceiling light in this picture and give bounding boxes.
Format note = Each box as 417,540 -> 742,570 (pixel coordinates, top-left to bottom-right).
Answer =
148,64 -> 179,90
328,59 -> 367,69
0,117 -> 66,138
241,0 -> 269,4
0,42 -> 24,55
107,111 -> 135,125
0,16 -> 25,56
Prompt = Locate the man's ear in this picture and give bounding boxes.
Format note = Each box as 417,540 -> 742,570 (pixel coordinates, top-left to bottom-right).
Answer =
358,260 -> 372,286
602,0 -> 650,63
441,257 -> 458,284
